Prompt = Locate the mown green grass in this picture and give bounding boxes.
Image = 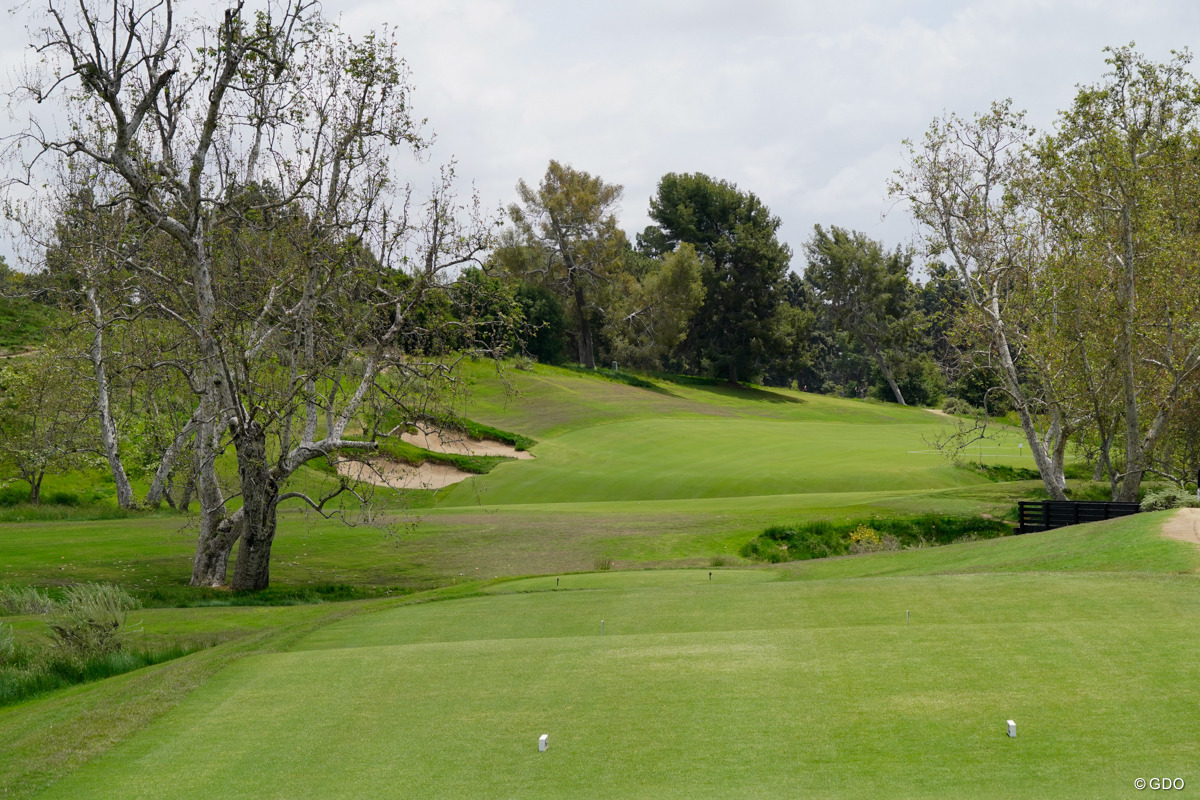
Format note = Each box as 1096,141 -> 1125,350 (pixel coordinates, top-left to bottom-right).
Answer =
3,359 -> 1156,797
442,418 -> 1021,506
35,513 -> 1200,798
459,361 -> 962,438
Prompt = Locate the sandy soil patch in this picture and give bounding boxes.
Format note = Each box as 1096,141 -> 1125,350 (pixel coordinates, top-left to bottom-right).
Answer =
1163,507 -> 1200,548
926,408 -> 952,418
401,424 -> 533,460
336,458 -> 473,490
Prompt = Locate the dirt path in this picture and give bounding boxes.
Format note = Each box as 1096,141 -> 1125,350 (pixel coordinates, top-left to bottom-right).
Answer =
336,459 -> 473,490
401,424 -> 534,460
926,408 -> 952,418
1162,507 -> 1200,548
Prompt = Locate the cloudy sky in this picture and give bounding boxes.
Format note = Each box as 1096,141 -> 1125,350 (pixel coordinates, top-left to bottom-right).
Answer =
4,0 -> 1199,271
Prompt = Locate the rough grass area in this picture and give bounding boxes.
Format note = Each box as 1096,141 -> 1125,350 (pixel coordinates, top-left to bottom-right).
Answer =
740,514 -> 1013,562
0,297 -> 55,352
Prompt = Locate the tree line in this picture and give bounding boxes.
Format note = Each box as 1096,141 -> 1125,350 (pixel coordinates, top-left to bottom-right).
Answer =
0,0 -> 1196,593
483,47 -> 1200,504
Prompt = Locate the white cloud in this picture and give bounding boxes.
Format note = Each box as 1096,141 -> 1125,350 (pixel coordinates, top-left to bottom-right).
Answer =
3,0 -> 1199,270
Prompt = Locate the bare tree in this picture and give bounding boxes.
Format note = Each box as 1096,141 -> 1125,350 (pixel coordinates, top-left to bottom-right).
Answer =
891,102 -> 1072,499
8,0 -> 493,589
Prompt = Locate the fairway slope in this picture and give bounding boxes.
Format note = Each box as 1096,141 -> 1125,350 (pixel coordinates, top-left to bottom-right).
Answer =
443,364 -> 1034,509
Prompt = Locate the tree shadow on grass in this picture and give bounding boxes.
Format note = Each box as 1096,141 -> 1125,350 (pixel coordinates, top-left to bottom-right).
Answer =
680,382 -> 806,405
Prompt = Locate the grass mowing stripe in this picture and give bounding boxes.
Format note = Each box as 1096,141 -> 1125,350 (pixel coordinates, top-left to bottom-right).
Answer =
36,572 -> 1200,799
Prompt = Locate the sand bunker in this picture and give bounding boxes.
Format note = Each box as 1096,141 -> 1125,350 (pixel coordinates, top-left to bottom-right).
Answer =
1163,507 -> 1200,548
401,424 -> 533,460
336,458 -> 473,490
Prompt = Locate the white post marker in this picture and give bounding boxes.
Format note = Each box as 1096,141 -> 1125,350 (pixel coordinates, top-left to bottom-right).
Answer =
1007,720 -> 1017,738
538,734 -> 549,752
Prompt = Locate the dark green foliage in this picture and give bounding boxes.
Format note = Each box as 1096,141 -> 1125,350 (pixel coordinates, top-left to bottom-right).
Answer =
805,225 -> 919,404
450,268 -> 524,356
973,463 -> 1041,482
646,173 -> 790,384
133,583 -> 413,608
869,353 -> 945,407
948,364 -> 1013,416
514,283 -> 569,364
740,514 -> 1012,563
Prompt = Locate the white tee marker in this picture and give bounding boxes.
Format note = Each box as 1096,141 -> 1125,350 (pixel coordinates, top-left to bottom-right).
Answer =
538,734 -> 549,752
1007,720 -> 1017,738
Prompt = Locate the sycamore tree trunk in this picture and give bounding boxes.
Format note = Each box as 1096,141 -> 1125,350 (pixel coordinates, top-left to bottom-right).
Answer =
230,421 -> 280,592
1115,203 -> 1143,503
1047,410 -> 1070,495
190,409 -> 240,588
990,300 -> 1069,501
87,287 -> 135,509
868,343 -> 906,405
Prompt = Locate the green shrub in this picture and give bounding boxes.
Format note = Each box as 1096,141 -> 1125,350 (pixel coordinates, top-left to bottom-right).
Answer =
0,585 -> 55,615
941,397 -> 982,417
0,484 -> 29,507
47,583 -> 139,657
973,463 -> 1041,482
742,514 -> 1012,563
46,490 -> 80,506
1140,486 -> 1200,512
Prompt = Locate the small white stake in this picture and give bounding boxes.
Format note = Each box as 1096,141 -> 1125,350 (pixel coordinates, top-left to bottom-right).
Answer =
538,734 -> 549,752
601,620 -> 604,635
906,610 -> 910,626
1007,720 -> 1016,738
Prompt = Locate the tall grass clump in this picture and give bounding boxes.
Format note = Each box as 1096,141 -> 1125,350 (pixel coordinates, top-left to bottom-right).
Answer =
0,623 -> 14,664
741,514 -> 1012,563
0,582 -> 210,708
47,583 -> 139,657
0,586 -> 55,615
0,641 -> 197,708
